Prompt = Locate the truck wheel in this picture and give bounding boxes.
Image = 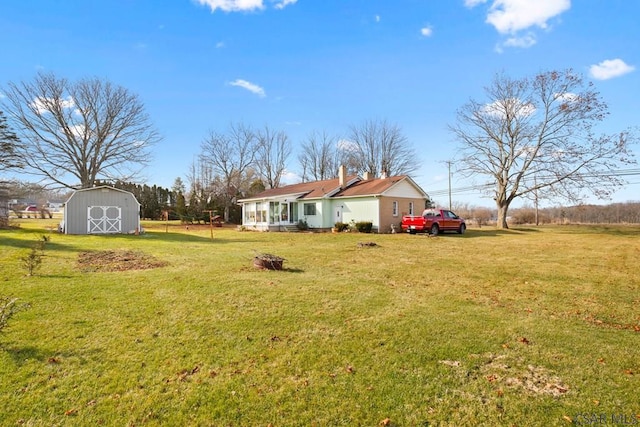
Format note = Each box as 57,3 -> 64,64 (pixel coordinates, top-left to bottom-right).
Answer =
430,224 -> 439,236
458,224 -> 466,234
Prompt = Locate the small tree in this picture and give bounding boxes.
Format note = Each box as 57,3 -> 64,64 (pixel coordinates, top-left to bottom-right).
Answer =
450,70 -> 637,229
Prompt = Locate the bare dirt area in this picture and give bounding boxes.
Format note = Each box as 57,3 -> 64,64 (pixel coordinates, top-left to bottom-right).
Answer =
77,250 -> 168,272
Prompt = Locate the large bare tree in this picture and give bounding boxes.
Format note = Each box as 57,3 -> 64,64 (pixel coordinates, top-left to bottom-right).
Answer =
298,130 -> 342,182
200,122 -> 257,221
1,72 -> 161,189
450,70 -> 637,229
254,125 -> 291,189
347,119 -> 419,177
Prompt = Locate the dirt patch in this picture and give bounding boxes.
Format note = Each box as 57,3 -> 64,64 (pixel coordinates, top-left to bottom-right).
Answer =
77,250 -> 168,272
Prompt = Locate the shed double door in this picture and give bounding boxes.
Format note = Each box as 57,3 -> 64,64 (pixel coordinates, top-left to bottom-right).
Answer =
87,206 -> 122,234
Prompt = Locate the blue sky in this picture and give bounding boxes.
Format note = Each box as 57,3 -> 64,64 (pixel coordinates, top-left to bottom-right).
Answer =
2,0 -> 638,207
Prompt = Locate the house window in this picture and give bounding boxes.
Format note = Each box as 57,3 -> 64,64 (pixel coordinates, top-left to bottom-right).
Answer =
303,203 -> 316,216
245,204 -> 256,222
409,202 -> 414,215
256,202 -> 267,222
392,201 -> 399,217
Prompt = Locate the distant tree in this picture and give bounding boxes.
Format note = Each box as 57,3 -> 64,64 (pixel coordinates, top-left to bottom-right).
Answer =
200,123 -> 256,221
175,191 -> 187,219
298,130 -> 341,182
254,125 -> 291,188
472,207 -> 494,228
0,111 -> 22,175
450,70 -> 637,229
246,179 -> 266,197
1,72 -> 161,189
347,119 -> 419,177
172,177 -> 186,195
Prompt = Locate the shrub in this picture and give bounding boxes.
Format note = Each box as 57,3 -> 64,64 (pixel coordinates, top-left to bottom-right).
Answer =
297,219 -> 309,231
20,236 -> 48,276
334,222 -> 349,232
354,221 -> 373,233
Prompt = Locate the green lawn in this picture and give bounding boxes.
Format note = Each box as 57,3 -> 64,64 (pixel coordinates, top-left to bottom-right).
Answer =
1,220 -> 639,426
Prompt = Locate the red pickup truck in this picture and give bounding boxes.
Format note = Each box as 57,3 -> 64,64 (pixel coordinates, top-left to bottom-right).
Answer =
401,209 -> 466,235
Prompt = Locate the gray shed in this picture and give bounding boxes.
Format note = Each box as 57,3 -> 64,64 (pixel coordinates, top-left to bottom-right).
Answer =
62,186 -> 141,235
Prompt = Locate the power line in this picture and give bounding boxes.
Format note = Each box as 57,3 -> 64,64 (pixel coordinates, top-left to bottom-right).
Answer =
426,168 -> 640,197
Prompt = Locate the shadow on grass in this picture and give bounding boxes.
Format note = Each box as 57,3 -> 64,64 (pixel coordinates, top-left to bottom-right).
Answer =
0,235 -> 83,252
462,228 -> 542,238
552,224 -> 640,236
1,345 -> 46,365
1,228 -> 262,249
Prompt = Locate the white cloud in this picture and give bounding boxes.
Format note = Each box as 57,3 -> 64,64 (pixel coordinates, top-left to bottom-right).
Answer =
30,96 -> 76,114
589,58 -> 635,80
502,32 -> 536,48
464,0 -> 487,7
482,98 -> 536,118
467,0 -> 570,51
215,41 -> 225,48
337,139 -> 359,153
195,0 -> 264,13
229,79 -> 266,97
420,26 -> 433,37
554,92 -> 578,103
279,170 -> 301,185
274,0 -> 297,10
485,0 -> 571,34
375,15 -> 381,23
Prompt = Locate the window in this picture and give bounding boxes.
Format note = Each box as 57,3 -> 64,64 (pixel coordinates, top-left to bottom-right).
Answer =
392,201 -> 398,216
245,204 -> 256,222
409,202 -> 414,215
256,202 -> 266,222
303,203 -> 316,216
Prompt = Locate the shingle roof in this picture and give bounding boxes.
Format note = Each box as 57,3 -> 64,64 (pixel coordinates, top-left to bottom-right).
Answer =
240,174 -> 421,201
333,175 -> 406,198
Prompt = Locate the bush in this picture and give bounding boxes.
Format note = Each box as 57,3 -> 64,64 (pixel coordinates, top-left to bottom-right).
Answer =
334,222 -> 349,232
20,236 -> 49,276
297,220 -> 309,231
354,221 -> 373,233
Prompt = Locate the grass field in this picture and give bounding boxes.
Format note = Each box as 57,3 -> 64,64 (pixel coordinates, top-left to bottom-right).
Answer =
1,220 -> 639,426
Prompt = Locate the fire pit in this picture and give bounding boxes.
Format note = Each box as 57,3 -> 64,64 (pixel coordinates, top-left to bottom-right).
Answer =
253,253 -> 285,270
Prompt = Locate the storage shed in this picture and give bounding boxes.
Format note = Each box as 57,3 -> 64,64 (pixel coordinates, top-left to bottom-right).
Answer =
61,186 -> 141,235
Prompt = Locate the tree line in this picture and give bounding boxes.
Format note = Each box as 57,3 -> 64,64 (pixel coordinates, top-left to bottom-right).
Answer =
1,69 -> 637,228
453,201 -> 640,226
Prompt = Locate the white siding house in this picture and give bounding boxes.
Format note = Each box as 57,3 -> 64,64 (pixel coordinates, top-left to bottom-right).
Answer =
238,167 -> 429,233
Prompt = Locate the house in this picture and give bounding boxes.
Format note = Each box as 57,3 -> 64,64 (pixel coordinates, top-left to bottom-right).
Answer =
61,186 -> 141,235
238,166 -> 430,233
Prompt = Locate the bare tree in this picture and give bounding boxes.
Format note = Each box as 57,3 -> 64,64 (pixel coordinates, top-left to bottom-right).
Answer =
347,119 -> 419,177
200,122 -> 256,221
298,130 -> 342,182
255,125 -> 291,189
1,72 -> 161,189
450,70 -> 637,229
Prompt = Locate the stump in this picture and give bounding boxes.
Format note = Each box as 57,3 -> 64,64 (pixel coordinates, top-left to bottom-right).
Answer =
253,253 -> 285,270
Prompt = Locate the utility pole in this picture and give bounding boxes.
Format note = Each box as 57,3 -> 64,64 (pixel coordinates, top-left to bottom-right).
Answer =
446,161 -> 452,211
534,173 -> 539,226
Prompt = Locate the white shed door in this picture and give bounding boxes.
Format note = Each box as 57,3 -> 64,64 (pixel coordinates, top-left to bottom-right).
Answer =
87,206 -> 122,234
